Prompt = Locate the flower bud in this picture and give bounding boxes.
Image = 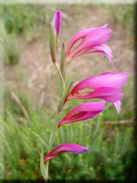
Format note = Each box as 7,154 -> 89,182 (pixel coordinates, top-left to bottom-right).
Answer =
53,10 -> 62,36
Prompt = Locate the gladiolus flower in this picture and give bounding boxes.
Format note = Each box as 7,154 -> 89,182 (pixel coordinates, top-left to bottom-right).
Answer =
65,72 -> 128,113
53,10 -> 62,36
66,24 -> 112,63
58,101 -> 105,127
45,144 -> 88,162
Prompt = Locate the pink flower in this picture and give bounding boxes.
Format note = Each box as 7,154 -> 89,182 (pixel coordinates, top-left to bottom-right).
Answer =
65,72 -> 128,113
66,24 -> 112,63
44,144 -> 88,162
53,10 -> 62,36
58,101 -> 105,128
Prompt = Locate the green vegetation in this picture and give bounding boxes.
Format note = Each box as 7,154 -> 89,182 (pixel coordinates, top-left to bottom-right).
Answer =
0,24 -> 20,65
109,5 -> 134,29
0,4 -> 65,42
1,81 -> 134,180
101,4 -> 134,46
0,4 -> 133,40
0,4 -> 47,41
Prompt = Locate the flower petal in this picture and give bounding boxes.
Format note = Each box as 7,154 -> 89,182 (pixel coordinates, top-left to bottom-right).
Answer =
65,72 -> 128,113
73,44 -> 112,64
58,101 -> 105,127
66,28 -> 97,55
68,87 -> 123,103
45,144 -> 88,162
70,72 -> 128,94
68,25 -> 112,59
83,25 -> 112,47
66,24 -> 109,55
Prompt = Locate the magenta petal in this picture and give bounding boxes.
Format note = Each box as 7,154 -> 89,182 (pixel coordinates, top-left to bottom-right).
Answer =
53,10 -> 62,35
66,27 -> 97,55
83,25 -> 112,47
45,144 -> 88,162
86,87 -> 123,102
71,72 -> 128,93
70,44 -> 112,64
66,24 -> 110,54
93,44 -> 112,64
67,25 -> 112,62
66,72 -> 128,113
87,44 -> 112,63
70,87 -> 123,102
58,101 -> 105,127
73,26 -> 111,54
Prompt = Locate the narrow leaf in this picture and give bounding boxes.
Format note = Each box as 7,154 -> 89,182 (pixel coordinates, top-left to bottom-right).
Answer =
49,23 -> 56,63
58,81 -> 74,113
40,149 -> 48,180
60,42 -> 66,78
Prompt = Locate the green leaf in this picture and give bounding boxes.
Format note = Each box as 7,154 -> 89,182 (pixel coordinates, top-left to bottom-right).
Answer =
40,149 -> 48,180
57,81 -> 73,113
49,23 -> 56,63
60,42 -> 66,78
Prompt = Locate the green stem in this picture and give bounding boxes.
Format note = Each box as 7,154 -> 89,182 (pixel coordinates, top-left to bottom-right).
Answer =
45,161 -> 49,180
45,65 -> 66,180
49,115 -> 60,146
55,63 -> 65,91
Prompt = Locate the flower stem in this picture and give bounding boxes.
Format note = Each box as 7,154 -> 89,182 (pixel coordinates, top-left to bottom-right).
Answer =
49,115 -> 60,146
55,63 -> 65,91
45,161 -> 49,180
45,65 -> 66,180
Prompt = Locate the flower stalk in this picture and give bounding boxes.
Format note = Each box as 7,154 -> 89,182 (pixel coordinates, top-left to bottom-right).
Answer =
40,10 -> 128,180
54,62 -> 65,91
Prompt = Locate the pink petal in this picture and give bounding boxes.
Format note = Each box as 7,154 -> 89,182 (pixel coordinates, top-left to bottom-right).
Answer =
94,44 -> 112,64
58,101 -> 105,127
45,144 -> 88,162
66,24 -> 109,56
70,44 -> 112,64
66,28 -> 97,55
71,72 -> 128,94
69,87 -> 123,103
66,73 -> 128,113
68,25 -> 112,59
83,25 -> 112,47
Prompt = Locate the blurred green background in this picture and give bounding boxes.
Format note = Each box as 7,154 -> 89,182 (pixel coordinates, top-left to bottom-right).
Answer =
0,4 -> 135,180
